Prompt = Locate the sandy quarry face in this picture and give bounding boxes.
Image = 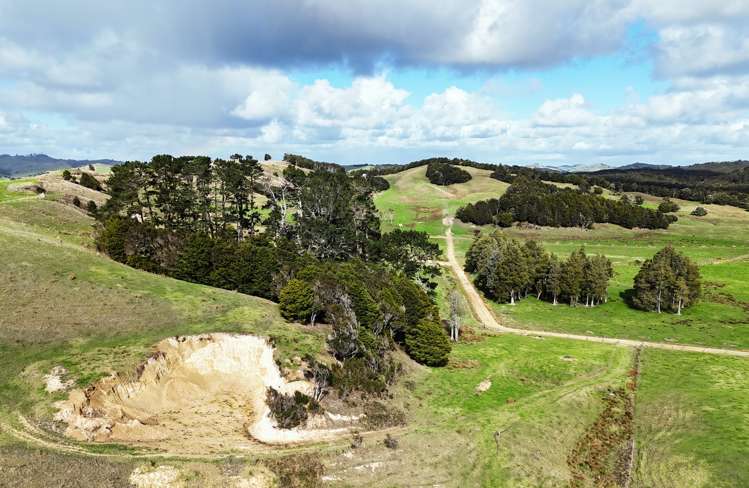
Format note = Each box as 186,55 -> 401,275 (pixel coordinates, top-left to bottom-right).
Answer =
54,333 -> 354,454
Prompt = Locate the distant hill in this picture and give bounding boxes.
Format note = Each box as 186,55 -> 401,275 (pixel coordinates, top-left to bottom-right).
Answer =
616,162 -> 672,171
0,154 -> 119,178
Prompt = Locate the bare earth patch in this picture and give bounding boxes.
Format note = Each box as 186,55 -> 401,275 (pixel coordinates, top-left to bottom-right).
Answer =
54,333 -> 357,454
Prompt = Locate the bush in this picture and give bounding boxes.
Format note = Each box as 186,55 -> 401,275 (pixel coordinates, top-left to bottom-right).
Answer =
279,279 -> 316,322
405,319 -> 451,366
266,387 -> 321,429
658,198 -> 680,213
425,161 -> 471,186
78,172 -> 103,191
264,153 -> 272,161
72,196 -> 81,207
634,195 -> 645,205
368,175 -> 390,191
86,200 -> 98,214
62,169 -> 72,181
691,206 -> 708,216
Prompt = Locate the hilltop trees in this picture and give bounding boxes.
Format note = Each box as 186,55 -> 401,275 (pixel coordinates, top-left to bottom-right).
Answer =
466,232 -> 613,307
456,177 -> 675,230
632,246 -> 700,314
425,161 -> 472,185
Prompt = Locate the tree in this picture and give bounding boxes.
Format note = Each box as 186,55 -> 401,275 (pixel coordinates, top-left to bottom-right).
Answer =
264,153 -> 272,161
279,279 -> 316,323
658,198 -> 680,213
632,245 -> 700,313
448,287 -> 461,342
372,229 -> 440,288
79,172 -> 102,191
561,248 -> 587,306
86,200 -> 98,214
62,169 -> 72,181
691,206 -> 708,216
405,319 -> 451,366
545,255 -> 562,305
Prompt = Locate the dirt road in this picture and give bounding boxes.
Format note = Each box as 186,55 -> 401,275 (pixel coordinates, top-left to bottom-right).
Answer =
442,218 -> 749,358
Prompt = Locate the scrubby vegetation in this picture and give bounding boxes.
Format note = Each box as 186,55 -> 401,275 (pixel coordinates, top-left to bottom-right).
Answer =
425,161 -> 472,185
457,177 -> 674,230
632,245 -> 701,314
266,387 -> 321,429
658,197 -> 680,213
466,231 -> 612,307
691,206 -> 708,216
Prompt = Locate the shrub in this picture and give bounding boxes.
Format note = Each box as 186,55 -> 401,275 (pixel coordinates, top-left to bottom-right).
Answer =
368,175 -> 390,191
265,387 -> 321,429
72,196 -> 81,207
425,161 -> 471,185
405,319 -> 451,366
634,195 -> 645,206
691,206 -> 708,216
383,434 -> 399,449
279,279 -> 316,322
62,169 -> 72,181
86,200 -> 98,213
78,172 -> 103,191
658,198 -> 680,213
264,153 -> 272,161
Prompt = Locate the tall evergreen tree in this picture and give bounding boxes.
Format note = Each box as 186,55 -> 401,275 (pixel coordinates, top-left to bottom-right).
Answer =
632,245 -> 700,313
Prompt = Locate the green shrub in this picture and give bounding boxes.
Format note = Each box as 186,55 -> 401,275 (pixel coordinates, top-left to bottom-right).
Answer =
658,198 -> 680,213
78,172 -> 102,191
86,200 -> 98,214
72,196 -> 81,207
691,206 -> 708,216
405,319 -> 451,366
62,169 -> 72,181
279,279 -> 316,322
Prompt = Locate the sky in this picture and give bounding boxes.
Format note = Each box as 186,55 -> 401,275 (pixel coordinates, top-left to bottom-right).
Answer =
1,1 -> 749,166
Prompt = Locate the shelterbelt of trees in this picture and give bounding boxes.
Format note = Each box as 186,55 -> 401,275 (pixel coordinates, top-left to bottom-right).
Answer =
96,153 -> 450,397
456,177 -> 676,230
465,232 -> 613,307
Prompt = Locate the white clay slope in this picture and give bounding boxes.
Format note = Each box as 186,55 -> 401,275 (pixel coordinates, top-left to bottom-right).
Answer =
54,333 -> 355,452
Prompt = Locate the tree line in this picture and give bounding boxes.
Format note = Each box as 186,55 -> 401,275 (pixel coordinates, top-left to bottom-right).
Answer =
465,232 -> 613,307
95,154 -> 450,397
456,177 -> 675,230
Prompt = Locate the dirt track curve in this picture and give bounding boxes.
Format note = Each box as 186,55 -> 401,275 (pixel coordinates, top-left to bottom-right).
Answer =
442,217 -> 749,358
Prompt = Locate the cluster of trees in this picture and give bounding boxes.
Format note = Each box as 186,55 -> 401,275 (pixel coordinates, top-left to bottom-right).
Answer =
632,245 -> 701,314
456,177 -> 675,230
96,154 -> 450,395
279,261 -> 450,378
465,232 -> 613,307
425,161 -> 472,185
360,157 -> 497,178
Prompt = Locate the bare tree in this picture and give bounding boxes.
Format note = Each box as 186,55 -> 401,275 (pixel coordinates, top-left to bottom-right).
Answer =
448,286 -> 461,342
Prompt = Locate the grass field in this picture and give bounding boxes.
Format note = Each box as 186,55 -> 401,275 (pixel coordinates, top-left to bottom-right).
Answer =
634,349 -> 749,487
